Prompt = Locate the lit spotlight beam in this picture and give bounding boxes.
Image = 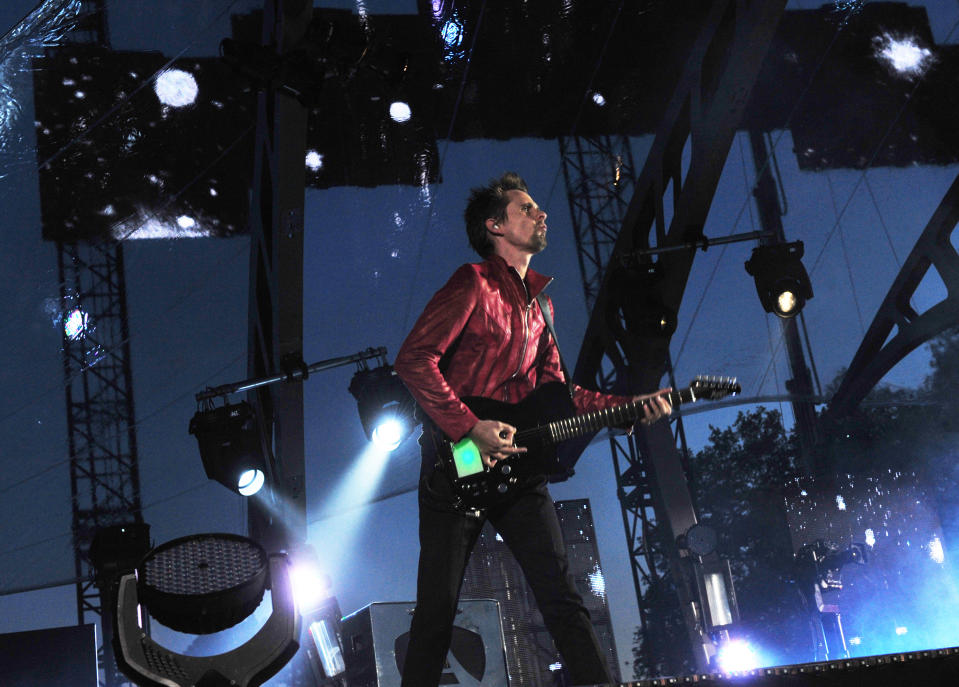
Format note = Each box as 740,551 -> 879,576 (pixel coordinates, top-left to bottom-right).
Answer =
303,442 -> 397,585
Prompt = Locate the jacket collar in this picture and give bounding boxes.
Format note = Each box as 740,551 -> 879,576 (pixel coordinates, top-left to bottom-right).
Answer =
486,254 -> 553,301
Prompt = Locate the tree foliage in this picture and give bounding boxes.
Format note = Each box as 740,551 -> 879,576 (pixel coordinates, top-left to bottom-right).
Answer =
632,326 -> 959,675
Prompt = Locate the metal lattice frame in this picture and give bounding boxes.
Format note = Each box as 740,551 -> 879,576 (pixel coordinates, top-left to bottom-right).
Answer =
559,135 -> 669,672
48,6 -> 139,686
560,136 -> 637,312
828,170 -> 959,418
58,241 -> 142,661
565,0 -> 789,673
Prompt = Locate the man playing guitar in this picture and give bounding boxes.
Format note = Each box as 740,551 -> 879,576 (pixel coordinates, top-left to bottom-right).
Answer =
394,172 -> 672,685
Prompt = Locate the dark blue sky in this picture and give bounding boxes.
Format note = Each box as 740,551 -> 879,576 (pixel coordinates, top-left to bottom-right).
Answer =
2,0 -> 959,676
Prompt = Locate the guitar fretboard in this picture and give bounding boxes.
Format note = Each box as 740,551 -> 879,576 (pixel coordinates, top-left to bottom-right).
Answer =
519,387 -> 695,445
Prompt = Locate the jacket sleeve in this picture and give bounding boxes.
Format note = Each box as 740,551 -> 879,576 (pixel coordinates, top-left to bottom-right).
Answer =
394,266 -> 481,441
535,295 -> 633,414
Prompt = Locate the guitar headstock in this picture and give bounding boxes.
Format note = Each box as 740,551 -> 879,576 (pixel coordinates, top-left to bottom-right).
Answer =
689,375 -> 741,400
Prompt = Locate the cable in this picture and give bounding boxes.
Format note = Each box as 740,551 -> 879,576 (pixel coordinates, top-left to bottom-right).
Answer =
0,0 -> 253,342
673,133 -> 755,371
0,346 -> 245,498
0,119 -> 252,426
825,171 -> 866,335
806,14 -> 959,277
752,13 -> 959,397
400,0 -> 486,334
34,0 -> 248,174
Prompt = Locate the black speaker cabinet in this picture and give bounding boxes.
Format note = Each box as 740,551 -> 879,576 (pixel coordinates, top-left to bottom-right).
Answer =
341,599 -> 508,686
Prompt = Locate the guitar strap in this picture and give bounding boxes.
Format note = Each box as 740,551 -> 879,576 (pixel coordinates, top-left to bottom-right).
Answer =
536,293 -> 574,400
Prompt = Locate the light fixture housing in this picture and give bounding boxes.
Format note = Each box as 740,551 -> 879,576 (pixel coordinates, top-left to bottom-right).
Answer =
114,534 -> 299,687
349,365 -> 416,451
744,241 -> 814,318
137,533 -> 269,634
189,401 -> 268,496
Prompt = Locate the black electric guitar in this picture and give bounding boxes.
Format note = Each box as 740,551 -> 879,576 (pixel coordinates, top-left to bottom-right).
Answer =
428,376 -> 740,509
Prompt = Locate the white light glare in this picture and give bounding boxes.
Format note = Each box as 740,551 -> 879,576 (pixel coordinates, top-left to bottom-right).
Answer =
548,662 -> 563,671
717,639 -> 761,673
591,92 -> 606,106
389,101 -> 412,123
865,528 -> 876,547
835,494 -> 846,511
290,558 -> 330,612
64,308 -> 90,340
176,215 -> 196,230
875,33 -> 932,76
154,69 -> 199,108
305,150 -> 324,171
896,626 -> 908,636
371,417 -> 406,451
587,565 -> 606,598
929,536 -> 945,564
237,468 -> 265,496
849,636 -> 862,646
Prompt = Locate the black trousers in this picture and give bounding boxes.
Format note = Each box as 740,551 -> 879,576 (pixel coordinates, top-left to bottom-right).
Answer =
400,467 -> 613,686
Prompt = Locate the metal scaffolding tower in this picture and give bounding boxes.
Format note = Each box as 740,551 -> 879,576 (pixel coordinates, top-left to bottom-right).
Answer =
563,0 -> 788,674
40,4 -> 143,685
58,240 -> 143,627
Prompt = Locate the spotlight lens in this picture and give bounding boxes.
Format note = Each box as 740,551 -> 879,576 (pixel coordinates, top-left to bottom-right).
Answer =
776,290 -> 798,316
371,418 -> 406,451
237,469 -> 265,496
389,101 -> 412,123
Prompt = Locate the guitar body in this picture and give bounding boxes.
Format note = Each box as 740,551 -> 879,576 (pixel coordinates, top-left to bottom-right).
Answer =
426,375 -> 739,510
430,382 -> 575,509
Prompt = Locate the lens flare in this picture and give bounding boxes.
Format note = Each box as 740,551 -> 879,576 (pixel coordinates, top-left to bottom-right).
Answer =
717,639 -> 761,673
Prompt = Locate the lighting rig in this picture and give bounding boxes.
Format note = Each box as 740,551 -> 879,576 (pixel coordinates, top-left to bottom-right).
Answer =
189,346 -> 406,499
113,533 -> 299,687
744,241 -> 814,319
348,351 -> 417,452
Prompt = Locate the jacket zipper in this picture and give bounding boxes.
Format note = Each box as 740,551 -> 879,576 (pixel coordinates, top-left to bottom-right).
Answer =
505,275 -> 532,402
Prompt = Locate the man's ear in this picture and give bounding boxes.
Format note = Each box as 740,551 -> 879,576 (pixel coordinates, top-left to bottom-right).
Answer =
486,218 -> 504,237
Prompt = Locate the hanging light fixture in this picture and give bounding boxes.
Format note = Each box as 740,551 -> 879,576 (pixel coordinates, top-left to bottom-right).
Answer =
189,401 -> 267,496
744,241 -> 814,318
349,362 -> 416,452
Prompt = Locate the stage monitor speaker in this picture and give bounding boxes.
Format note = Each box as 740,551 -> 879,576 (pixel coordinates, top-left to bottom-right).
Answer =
341,599 -> 508,686
0,624 -> 97,687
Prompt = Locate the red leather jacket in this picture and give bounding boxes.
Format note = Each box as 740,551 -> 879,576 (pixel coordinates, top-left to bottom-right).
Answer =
395,255 -> 630,441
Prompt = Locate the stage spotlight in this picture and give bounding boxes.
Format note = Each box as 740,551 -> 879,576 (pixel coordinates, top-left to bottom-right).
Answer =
744,241 -> 814,318
189,401 -> 268,496
349,364 -> 416,451
114,533 -> 299,687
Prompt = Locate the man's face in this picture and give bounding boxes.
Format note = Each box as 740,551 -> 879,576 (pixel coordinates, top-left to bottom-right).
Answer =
495,189 -> 548,254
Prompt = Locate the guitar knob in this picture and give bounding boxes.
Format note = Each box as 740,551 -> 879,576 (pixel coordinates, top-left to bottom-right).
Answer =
500,464 -> 511,475
496,483 -> 509,494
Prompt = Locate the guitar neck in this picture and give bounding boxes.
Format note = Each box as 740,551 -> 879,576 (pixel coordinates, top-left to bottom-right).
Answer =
523,386 -> 695,446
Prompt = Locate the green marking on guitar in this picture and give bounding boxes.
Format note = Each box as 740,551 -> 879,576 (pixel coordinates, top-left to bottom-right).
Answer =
451,437 -> 484,478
